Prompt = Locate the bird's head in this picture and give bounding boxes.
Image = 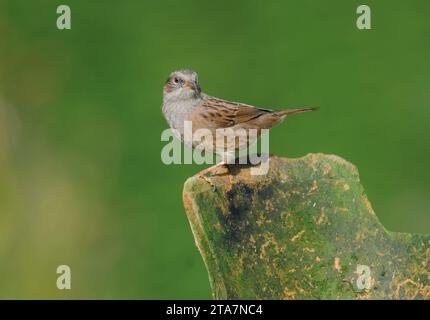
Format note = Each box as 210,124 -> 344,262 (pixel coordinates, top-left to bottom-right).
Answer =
163,69 -> 201,101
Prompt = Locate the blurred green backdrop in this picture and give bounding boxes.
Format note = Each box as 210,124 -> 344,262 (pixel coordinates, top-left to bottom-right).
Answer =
0,0 -> 429,299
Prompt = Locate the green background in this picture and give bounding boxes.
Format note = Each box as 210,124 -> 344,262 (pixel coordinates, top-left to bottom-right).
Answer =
0,0 -> 429,299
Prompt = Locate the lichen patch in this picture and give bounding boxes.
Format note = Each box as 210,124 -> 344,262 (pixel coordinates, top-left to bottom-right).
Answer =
334,257 -> 341,272
291,230 -> 305,242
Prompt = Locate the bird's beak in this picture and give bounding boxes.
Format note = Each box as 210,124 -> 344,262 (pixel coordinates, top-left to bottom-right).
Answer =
183,81 -> 195,89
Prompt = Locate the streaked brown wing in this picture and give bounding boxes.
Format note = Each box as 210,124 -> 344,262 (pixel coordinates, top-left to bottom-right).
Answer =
195,95 -> 273,128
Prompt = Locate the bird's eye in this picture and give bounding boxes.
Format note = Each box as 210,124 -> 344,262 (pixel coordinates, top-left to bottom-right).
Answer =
173,77 -> 179,84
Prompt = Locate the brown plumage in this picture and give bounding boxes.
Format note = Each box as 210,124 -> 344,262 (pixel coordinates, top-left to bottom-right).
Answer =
190,95 -> 317,129
162,69 -> 318,160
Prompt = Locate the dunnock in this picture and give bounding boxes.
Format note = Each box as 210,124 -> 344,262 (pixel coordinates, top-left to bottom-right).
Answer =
162,69 -> 317,177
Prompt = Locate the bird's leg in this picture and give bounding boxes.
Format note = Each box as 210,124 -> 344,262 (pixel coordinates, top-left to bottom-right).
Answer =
223,151 -> 236,164
196,152 -> 233,188
197,165 -> 217,180
196,164 -> 223,191
218,151 -> 236,173
196,172 -> 215,188
196,159 -> 222,189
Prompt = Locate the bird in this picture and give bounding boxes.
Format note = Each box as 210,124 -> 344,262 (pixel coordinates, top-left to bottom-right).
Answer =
162,69 -> 318,179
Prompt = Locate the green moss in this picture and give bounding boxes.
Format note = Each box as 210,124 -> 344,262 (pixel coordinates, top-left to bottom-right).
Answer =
183,154 -> 430,299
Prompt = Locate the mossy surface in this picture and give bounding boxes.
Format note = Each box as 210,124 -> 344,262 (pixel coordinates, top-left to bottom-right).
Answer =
183,154 -> 430,299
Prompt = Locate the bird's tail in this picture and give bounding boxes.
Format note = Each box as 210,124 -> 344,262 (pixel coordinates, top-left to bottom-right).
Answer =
274,107 -> 319,117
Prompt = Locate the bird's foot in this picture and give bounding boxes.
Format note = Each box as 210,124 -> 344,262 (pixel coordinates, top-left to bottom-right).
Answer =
196,171 -> 214,188
196,162 -> 228,191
